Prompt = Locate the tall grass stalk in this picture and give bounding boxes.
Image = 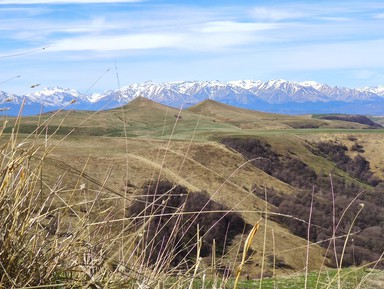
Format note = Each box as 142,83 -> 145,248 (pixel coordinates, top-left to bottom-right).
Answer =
305,187 -> 315,289
233,219 -> 261,289
258,190 -> 268,289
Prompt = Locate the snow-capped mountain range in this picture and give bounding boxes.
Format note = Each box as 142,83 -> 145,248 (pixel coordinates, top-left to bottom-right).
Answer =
1,80 -> 384,116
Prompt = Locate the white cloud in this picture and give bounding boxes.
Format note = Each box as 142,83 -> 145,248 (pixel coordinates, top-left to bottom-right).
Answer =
0,0 -> 141,4
48,29 -> 262,52
2,0 -> 384,94
259,39 -> 384,71
199,21 -> 279,33
50,33 -> 185,51
316,17 -> 351,22
0,6 -> 50,14
252,7 -> 306,21
1,16 -> 119,42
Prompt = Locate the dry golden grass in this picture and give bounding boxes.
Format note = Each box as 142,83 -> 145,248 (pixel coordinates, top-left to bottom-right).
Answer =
1,98 -> 383,288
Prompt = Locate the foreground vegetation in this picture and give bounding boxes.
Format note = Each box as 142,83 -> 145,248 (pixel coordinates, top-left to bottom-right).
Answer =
0,99 -> 383,288
225,268 -> 381,289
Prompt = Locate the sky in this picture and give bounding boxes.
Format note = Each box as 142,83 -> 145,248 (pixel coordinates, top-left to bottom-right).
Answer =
1,0 -> 384,95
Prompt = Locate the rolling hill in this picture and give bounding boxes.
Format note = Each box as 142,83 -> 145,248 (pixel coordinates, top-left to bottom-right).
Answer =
1,97 -> 383,280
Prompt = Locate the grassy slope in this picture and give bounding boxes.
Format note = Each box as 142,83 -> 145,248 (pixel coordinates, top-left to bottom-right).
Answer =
2,97 -> 384,279
187,99 -> 373,130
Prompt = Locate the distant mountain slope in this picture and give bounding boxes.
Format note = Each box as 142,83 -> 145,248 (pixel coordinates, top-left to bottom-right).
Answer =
1,80 -> 384,116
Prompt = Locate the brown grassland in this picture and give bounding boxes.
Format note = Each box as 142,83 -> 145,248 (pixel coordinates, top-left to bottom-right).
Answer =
0,97 -> 383,288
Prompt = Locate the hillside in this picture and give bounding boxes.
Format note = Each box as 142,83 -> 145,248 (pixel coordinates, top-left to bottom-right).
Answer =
314,114 -> 383,128
1,98 -> 383,283
187,99 -> 374,130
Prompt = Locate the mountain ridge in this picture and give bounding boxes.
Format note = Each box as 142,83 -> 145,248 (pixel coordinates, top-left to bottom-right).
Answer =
1,79 -> 384,116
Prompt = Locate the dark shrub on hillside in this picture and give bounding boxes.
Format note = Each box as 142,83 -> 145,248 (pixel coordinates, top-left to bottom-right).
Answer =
222,137 -> 384,268
347,155 -> 373,183
351,143 -> 365,153
355,226 -> 384,252
221,138 -> 279,175
317,114 -> 382,128
274,158 -> 317,188
274,188 -> 384,268
127,180 -> 247,267
315,141 -> 349,167
315,141 -> 378,185
347,135 -> 358,141
221,137 -> 317,189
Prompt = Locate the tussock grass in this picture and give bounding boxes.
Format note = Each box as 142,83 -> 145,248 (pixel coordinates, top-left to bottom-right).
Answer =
0,109 -> 249,288
0,115 -> 175,288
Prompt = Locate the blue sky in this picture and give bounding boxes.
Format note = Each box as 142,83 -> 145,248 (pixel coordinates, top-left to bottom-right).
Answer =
1,0 -> 384,95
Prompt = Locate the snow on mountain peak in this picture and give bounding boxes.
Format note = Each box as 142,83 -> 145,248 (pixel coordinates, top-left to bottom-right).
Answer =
88,92 -> 105,103
27,86 -> 79,96
2,79 -> 384,116
24,86 -> 86,106
109,80 -> 384,104
361,85 -> 384,96
227,79 -> 262,89
300,81 -> 325,90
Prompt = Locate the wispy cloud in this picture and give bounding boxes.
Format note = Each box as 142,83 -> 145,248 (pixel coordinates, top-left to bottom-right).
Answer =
262,39 -> 384,71
0,0 -> 141,4
50,33 -> 184,51
251,3 -> 384,22
1,0 -> 384,94
198,21 -> 279,33
2,2 -> 383,54
0,16 -> 119,43
2,5 -> 282,53
49,28 -> 267,52
252,7 -> 305,21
